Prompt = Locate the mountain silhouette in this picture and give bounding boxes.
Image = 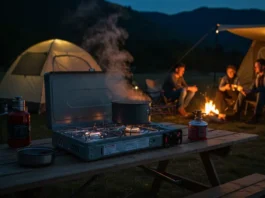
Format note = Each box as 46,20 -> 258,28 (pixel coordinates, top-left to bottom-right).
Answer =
141,7 -> 265,51
1,0 -> 265,72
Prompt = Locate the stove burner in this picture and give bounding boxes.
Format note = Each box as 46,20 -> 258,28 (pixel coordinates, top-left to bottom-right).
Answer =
85,132 -> 102,139
125,127 -> 140,133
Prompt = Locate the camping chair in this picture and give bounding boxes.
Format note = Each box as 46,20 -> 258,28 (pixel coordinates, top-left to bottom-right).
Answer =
145,79 -> 177,115
224,98 -> 236,111
244,99 -> 265,116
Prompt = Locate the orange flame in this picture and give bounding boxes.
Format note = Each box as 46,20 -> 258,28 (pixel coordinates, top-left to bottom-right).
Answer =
204,100 -> 219,115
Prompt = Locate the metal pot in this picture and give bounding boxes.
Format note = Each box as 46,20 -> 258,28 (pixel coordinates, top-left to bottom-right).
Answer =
188,110 -> 208,141
112,101 -> 151,124
17,146 -> 55,167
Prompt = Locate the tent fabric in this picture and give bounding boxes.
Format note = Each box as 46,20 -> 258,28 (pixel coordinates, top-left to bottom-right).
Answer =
0,39 -> 102,113
237,40 -> 265,88
217,24 -> 265,41
12,52 -> 47,76
237,41 -> 255,88
52,53 -> 94,71
217,24 -> 265,89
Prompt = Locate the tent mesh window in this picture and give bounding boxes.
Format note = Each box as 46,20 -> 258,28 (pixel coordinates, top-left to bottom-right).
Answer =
12,52 -> 47,76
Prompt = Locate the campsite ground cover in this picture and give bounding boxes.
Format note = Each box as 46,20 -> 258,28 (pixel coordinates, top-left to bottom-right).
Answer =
0,72 -> 265,198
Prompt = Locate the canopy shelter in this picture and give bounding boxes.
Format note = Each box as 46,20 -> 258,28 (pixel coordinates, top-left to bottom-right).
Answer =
0,39 -> 102,113
217,24 -> 265,89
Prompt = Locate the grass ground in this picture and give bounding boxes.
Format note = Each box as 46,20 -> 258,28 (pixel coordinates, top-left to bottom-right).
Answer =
0,72 -> 265,198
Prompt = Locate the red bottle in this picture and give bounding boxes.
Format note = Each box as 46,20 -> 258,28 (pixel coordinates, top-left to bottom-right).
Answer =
7,97 -> 31,148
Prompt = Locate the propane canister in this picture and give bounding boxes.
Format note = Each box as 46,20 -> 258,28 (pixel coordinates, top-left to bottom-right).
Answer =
7,96 -> 31,148
188,110 -> 208,141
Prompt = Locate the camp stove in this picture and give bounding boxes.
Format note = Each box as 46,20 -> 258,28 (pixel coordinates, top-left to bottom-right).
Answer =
52,123 -> 182,161
44,72 -> 182,161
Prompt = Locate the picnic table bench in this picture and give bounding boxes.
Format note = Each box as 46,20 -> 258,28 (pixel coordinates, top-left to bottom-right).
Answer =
185,173 -> 265,198
0,122 -> 259,198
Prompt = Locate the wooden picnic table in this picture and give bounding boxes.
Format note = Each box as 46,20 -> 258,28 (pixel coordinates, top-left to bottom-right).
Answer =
0,122 -> 258,198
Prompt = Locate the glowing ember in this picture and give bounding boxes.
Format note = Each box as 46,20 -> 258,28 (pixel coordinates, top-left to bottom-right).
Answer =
204,100 -> 219,115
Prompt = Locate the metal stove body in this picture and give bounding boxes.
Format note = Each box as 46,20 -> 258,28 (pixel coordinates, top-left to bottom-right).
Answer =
44,72 -> 182,161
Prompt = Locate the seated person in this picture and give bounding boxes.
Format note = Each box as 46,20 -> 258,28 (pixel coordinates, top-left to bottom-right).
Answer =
162,63 -> 198,117
215,65 -> 243,114
234,58 -> 265,124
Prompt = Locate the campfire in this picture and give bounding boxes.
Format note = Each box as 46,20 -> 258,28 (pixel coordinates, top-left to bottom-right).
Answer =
203,99 -> 226,122
205,100 -> 219,115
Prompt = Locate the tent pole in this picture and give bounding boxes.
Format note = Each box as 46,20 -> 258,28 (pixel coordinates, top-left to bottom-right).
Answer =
214,24 -> 219,87
169,27 -> 215,73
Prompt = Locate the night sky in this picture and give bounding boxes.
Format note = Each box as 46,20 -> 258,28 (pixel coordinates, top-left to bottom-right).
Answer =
107,0 -> 265,14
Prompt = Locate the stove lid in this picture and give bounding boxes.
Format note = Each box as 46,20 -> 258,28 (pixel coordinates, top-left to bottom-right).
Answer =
44,72 -> 112,130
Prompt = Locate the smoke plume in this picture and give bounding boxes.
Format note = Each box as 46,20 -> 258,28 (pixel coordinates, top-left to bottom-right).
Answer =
78,1 -> 151,102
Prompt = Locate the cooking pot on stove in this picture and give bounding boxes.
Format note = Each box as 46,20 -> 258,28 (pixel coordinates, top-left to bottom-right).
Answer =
188,110 -> 208,141
112,101 -> 151,124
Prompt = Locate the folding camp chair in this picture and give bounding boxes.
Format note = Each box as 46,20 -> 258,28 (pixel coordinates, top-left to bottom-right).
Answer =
145,79 -> 177,115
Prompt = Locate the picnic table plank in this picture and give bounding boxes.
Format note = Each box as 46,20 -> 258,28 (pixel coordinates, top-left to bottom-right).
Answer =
224,180 -> 265,198
185,173 -> 265,198
0,129 -> 236,165
0,131 -> 258,195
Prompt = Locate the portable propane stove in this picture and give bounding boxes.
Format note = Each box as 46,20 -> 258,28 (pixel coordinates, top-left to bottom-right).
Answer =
44,72 -> 182,161
52,122 -> 182,161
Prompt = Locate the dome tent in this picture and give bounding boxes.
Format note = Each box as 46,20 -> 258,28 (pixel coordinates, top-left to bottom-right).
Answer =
0,39 -> 102,113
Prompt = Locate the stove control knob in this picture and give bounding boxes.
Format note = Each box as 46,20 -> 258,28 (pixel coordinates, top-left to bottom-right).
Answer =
173,129 -> 182,145
163,133 -> 174,147
163,133 -> 170,148
163,129 -> 182,148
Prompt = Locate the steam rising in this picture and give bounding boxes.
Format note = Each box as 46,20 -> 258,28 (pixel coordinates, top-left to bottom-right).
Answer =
79,2 -> 151,102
